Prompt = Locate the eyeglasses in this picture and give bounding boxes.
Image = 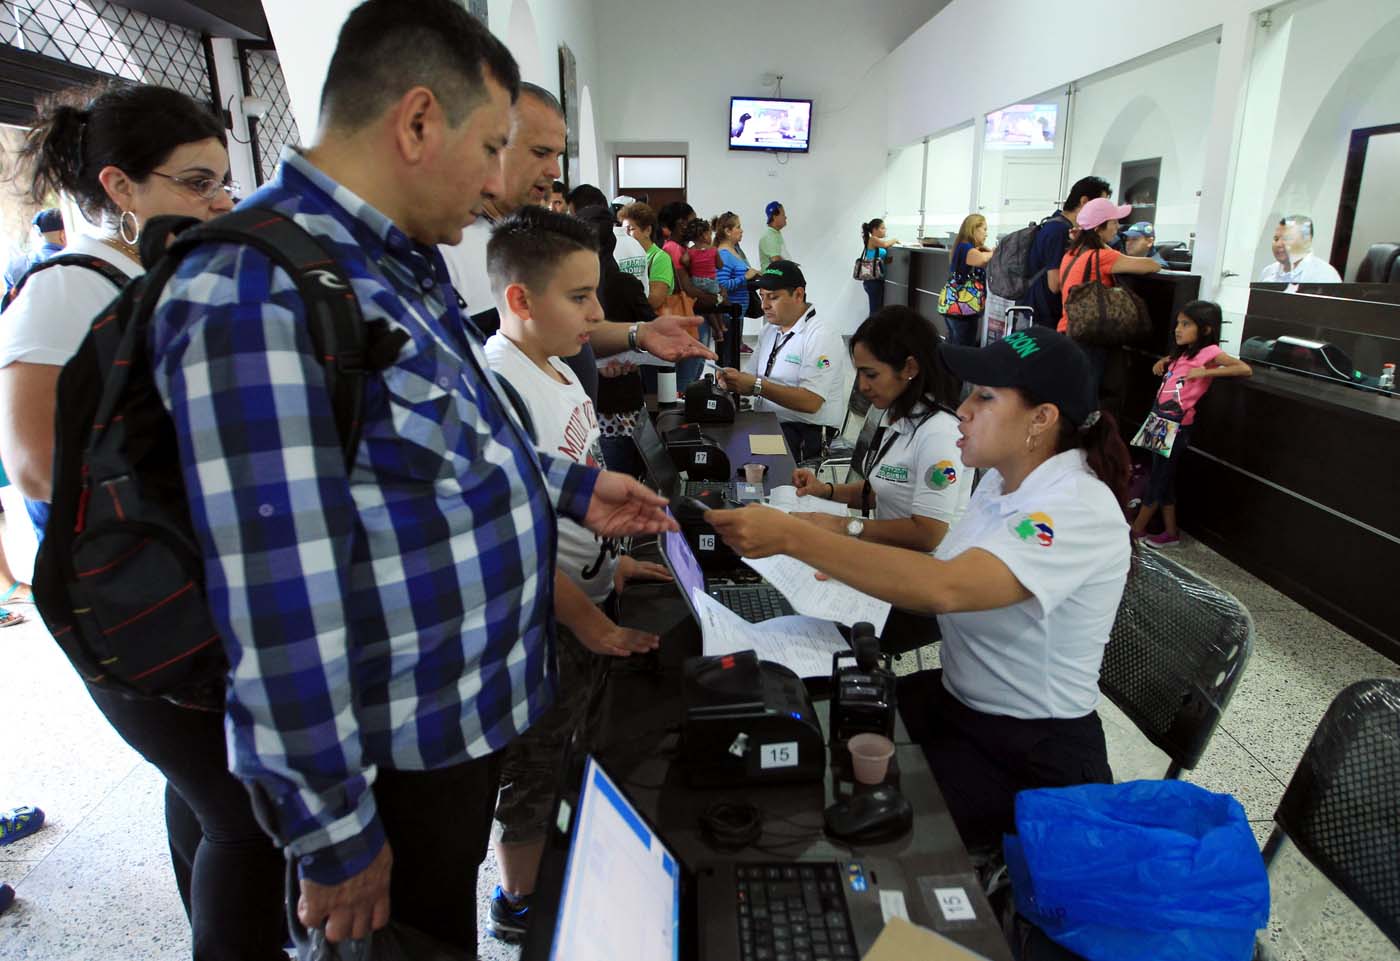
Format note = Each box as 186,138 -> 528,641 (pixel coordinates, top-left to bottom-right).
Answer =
149,171 -> 240,201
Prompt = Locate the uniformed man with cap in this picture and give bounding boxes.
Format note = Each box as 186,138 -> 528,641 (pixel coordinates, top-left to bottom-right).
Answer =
717,260 -> 847,462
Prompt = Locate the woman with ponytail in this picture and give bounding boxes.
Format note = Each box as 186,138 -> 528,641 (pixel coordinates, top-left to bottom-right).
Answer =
0,84 -> 287,960
707,327 -> 1131,849
859,218 -> 900,315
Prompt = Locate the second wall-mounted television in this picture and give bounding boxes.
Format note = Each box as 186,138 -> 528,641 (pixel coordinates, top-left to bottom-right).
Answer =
985,103 -> 1058,150
730,97 -> 812,153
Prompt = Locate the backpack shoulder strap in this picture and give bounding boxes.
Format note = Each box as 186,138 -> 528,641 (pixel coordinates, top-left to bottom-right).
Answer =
132,209 -> 404,472
2,253 -> 128,312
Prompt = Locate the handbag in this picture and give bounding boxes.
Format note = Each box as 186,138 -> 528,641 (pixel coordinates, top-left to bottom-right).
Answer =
1131,369 -> 1187,457
1063,249 -> 1150,346
938,246 -> 985,316
853,247 -> 883,282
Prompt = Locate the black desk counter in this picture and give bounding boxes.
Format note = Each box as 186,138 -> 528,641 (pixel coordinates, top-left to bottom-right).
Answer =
1176,287 -> 1400,660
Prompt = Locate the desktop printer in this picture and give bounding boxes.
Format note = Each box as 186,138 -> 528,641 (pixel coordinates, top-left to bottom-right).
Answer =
663,423 -> 731,482
684,374 -> 738,424
681,651 -> 825,787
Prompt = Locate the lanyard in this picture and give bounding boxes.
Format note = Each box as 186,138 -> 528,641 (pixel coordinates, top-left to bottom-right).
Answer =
859,408 -> 937,515
762,307 -> 816,377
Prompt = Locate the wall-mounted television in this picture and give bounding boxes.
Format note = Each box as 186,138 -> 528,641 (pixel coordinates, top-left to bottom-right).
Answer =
730,97 -> 812,153
984,104 -> 1058,150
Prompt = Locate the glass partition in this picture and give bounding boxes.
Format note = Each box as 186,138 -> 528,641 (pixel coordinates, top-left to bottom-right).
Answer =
1217,0 -> 1400,350
1065,33 -> 1220,262
921,123 -> 975,245
977,91 -> 1069,243
883,139 -> 925,243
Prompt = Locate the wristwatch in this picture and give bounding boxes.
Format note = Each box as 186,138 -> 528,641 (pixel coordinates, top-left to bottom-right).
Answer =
751,376 -> 764,397
627,322 -> 644,352
846,518 -> 865,538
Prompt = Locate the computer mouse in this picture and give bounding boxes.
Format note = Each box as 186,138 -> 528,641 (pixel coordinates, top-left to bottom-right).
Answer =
823,785 -> 913,844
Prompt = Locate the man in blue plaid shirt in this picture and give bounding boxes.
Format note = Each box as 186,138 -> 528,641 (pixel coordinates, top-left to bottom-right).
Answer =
148,2 -> 676,951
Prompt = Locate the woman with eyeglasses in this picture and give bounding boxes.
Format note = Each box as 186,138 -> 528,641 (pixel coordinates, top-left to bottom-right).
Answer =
0,84 -> 286,959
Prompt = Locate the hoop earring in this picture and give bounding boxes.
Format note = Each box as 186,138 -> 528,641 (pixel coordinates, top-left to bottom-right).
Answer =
119,210 -> 140,246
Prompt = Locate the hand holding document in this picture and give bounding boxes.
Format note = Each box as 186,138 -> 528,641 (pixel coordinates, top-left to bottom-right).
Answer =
692,589 -> 849,679
742,554 -> 891,632
766,485 -> 849,518
597,349 -> 676,368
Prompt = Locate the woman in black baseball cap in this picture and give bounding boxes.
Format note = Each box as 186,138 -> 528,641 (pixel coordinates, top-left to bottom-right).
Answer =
708,327 -> 1134,847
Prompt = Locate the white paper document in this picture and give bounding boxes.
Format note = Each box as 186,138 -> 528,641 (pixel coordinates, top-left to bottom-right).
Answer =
741,554 -> 892,632
692,589 -> 850,679
765,485 -> 850,518
596,349 -> 676,368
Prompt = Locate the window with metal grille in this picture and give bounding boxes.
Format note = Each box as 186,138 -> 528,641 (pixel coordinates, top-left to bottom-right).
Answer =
0,0 -> 212,102
239,45 -> 300,187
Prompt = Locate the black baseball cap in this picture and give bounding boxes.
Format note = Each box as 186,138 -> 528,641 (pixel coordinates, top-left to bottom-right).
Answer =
939,326 -> 1096,427
755,259 -> 805,291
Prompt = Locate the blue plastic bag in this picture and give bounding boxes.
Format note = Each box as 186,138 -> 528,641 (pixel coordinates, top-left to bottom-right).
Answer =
1003,780 -> 1269,961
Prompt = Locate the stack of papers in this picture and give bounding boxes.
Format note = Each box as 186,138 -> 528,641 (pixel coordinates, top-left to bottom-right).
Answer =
691,589 -> 849,679
766,485 -> 850,518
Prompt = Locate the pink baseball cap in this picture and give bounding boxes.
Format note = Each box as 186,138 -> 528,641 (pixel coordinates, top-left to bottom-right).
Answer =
1077,198 -> 1133,230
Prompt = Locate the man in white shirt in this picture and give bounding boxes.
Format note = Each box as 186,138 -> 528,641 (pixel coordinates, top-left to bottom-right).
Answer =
717,260 -> 848,461
1258,214 -> 1342,283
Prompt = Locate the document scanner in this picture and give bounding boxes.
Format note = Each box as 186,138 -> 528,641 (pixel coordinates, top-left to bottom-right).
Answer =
684,374 -> 738,424
681,651 -> 825,787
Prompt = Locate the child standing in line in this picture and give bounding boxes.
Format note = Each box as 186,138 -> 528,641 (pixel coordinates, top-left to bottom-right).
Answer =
682,218 -> 721,299
481,206 -> 673,943
1132,299 -> 1252,548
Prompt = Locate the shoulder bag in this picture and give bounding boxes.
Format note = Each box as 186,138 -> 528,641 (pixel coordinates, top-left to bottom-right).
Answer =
1063,249 -> 1150,346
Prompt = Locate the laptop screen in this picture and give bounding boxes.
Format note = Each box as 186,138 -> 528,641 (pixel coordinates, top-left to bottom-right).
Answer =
660,519 -> 706,614
551,757 -> 681,961
634,416 -> 681,495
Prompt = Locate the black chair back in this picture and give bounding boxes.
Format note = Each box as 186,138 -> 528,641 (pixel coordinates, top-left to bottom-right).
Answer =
1353,243 -> 1400,284
1099,551 -> 1253,778
1270,678 -> 1400,948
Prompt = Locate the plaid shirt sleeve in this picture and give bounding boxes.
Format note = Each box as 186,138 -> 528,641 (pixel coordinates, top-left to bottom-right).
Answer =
152,245 -> 384,885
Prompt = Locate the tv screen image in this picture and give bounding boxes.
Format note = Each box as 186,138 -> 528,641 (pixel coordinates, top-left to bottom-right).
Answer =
984,104 -> 1058,149
729,97 -> 812,152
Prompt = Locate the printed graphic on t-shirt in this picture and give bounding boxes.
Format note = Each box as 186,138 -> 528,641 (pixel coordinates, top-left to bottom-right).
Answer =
558,399 -> 602,467
925,461 -> 958,490
1009,511 -> 1055,547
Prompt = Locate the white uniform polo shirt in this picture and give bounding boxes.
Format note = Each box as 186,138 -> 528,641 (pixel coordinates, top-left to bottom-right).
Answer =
1258,252 -> 1342,284
934,449 -> 1130,719
748,306 -> 846,429
864,407 -> 970,528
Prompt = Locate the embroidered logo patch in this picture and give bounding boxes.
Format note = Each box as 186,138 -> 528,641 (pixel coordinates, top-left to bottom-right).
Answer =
875,464 -> 910,483
925,461 -> 958,489
816,356 -> 831,369
1009,511 -> 1054,547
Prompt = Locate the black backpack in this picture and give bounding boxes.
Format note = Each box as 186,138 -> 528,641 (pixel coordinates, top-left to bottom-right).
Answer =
2,253 -> 130,312
32,208 -> 406,709
985,213 -> 1066,301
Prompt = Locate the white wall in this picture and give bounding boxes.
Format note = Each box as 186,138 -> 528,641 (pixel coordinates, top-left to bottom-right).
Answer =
595,0 -> 940,334
262,0 -> 605,183
1066,37 -> 1220,247
923,124 -> 976,240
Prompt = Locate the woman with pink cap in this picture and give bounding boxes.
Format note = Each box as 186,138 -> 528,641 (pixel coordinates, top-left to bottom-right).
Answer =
1057,197 -> 1163,394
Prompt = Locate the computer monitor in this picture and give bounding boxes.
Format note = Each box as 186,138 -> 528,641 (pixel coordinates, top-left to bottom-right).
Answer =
729,97 -> 812,153
549,757 -> 681,961
633,415 -> 681,495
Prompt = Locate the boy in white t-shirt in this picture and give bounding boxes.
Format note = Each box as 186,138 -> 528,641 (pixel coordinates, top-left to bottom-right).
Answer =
480,206 -> 672,943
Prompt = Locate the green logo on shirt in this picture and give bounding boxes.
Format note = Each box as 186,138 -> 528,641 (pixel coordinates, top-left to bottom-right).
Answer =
925,461 -> 958,489
876,464 -> 909,484
784,353 -> 802,365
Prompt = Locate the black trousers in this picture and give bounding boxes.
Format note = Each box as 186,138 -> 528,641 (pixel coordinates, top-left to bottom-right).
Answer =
780,421 -> 833,464
896,670 -> 1113,850
286,752 -> 502,957
87,686 -> 288,961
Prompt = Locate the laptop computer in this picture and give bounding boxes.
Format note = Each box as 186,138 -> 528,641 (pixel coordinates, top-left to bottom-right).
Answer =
661,512 -> 795,624
525,754 -> 890,961
634,413 -> 756,501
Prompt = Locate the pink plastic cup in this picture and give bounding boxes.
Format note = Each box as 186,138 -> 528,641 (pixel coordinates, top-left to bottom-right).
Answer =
848,733 -> 895,785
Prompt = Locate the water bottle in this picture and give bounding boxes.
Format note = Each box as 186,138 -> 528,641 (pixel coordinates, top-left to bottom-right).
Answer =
1380,363 -> 1395,391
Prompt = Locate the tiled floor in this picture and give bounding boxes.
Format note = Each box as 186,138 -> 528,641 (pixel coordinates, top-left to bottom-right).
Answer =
1,534 -> 1396,959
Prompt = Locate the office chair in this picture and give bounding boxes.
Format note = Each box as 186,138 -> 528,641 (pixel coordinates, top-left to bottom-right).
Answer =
1099,551 -> 1253,779
1259,678 -> 1400,952
798,375 -> 872,471
813,402 -> 883,488
1353,243 -> 1400,284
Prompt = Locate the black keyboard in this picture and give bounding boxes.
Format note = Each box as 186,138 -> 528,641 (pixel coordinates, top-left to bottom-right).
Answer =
710,585 -> 795,623
736,863 -> 857,961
